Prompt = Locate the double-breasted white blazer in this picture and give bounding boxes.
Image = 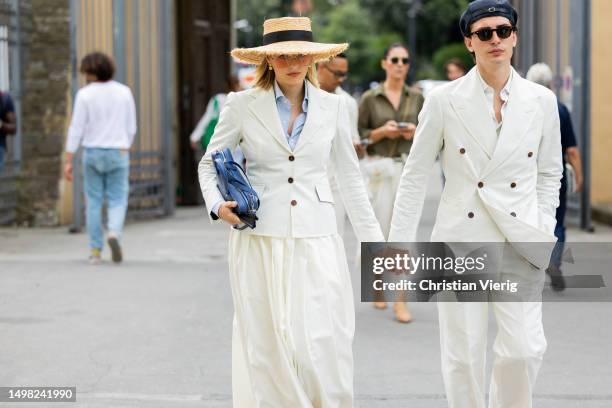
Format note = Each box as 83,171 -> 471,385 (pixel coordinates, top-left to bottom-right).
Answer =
388,68 -> 563,268
198,81 -> 384,243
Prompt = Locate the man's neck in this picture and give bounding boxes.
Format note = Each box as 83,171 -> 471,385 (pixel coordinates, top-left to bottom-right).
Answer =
320,84 -> 335,93
384,77 -> 404,92
477,63 -> 511,93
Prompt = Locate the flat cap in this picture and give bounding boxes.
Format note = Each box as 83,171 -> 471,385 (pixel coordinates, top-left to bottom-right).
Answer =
459,0 -> 518,37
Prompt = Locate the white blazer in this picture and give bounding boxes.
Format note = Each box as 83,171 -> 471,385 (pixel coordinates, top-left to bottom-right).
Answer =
388,67 -> 562,268
198,81 -> 384,243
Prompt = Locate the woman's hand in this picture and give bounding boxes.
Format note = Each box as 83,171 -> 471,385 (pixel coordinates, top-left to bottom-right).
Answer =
369,120 -> 401,143
382,120 -> 401,139
399,122 -> 416,140
218,201 -> 242,225
354,142 -> 366,159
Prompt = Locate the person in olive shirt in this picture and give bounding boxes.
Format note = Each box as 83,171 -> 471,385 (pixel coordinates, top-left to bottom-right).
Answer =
358,43 -> 424,323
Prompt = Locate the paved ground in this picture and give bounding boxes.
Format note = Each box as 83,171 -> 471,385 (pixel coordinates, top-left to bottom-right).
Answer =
1,166 -> 612,407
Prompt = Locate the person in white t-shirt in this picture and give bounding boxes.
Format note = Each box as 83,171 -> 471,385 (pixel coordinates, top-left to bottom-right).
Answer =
64,52 -> 137,264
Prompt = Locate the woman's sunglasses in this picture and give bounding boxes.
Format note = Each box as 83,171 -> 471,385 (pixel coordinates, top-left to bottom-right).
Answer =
468,25 -> 517,42
388,57 -> 411,65
272,54 -> 312,66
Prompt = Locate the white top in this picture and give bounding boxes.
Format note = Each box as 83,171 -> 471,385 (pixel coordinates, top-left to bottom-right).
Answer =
477,68 -> 513,132
334,86 -> 360,142
66,80 -> 137,153
190,93 -> 228,143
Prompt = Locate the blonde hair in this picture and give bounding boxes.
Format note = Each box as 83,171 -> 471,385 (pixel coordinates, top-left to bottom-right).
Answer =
254,59 -> 320,89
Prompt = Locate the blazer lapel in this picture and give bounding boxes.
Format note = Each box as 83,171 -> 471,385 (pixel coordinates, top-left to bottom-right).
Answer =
450,68 -> 497,159
481,73 -> 537,179
248,88 -> 292,152
293,82 -> 326,153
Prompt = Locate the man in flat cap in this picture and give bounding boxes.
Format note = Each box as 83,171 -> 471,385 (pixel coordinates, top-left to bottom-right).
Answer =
388,0 -> 562,407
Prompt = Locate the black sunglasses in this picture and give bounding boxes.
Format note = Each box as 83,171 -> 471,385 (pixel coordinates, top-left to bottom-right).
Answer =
469,25 -> 517,42
389,57 -> 410,65
323,64 -> 348,80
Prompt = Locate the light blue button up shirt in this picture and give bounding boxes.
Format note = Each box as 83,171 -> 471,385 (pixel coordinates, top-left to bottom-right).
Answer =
274,80 -> 309,151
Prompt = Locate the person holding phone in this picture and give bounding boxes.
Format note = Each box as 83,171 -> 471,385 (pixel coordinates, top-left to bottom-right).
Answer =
358,42 -> 424,323
198,17 -> 383,406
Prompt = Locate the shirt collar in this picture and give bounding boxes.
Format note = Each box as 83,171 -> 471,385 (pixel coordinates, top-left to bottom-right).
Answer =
373,82 -> 411,97
477,67 -> 513,101
274,80 -> 309,113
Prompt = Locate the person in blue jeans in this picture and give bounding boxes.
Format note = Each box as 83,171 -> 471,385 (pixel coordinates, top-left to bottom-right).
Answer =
64,52 -> 137,264
0,91 -> 17,173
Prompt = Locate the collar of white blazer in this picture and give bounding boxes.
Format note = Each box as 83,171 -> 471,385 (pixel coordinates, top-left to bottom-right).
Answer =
247,81 -> 331,153
450,67 -> 538,179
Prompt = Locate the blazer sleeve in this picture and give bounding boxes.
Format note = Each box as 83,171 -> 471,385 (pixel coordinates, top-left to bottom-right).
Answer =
332,97 -> 384,243
346,95 -> 361,142
197,92 -> 242,223
536,92 -> 563,235
387,91 -> 445,243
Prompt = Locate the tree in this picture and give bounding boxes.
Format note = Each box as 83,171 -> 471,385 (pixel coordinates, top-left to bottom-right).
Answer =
236,0 -> 471,84
236,0 -> 286,48
432,42 -> 474,79
312,0 -> 404,87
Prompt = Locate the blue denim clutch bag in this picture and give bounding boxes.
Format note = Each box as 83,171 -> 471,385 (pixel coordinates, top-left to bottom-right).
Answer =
212,148 -> 259,229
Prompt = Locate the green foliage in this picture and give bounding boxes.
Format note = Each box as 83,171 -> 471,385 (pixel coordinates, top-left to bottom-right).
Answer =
313,1 -> 403,86
431,42 -> 474,79
414,61 -> 440,81
236,0 -> 287,48
236,0 -> 472,86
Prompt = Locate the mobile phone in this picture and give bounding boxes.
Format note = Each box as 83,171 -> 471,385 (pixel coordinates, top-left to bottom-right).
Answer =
398,122 -> 409,129
360,138 -> 372,146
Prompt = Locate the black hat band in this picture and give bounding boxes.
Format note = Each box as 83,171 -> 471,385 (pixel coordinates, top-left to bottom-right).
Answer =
262,30 -> 313,45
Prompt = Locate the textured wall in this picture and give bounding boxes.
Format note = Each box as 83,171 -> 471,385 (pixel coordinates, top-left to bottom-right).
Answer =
18,0 -> 71,226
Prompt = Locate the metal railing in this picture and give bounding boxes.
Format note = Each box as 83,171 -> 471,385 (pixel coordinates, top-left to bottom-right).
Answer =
69,0 -> 175,230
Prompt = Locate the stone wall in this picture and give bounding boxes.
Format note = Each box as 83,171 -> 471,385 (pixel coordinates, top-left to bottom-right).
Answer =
18,0 -> 71,226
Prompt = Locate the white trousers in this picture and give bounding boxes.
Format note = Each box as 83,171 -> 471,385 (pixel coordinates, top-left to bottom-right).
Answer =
365,158 -> 404,238
437,246 -> 547,408
229,230 -> 355,408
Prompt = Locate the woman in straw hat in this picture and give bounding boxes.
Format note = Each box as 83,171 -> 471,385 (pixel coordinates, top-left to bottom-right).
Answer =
198,16 -> 383,407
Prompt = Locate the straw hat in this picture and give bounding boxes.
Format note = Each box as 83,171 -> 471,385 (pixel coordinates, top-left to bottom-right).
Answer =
231,17 -> 348,65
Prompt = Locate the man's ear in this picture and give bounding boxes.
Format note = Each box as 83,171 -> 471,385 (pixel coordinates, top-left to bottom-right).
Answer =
464,36 -> 473,53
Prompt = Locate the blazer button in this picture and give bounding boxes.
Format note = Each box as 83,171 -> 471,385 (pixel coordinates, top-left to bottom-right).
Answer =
459,148 -> 466,154
510,182 -> 517,188
528,151 -> 533,158
478,181 -> 484,188
510,211 -> 517,217
288,177 -> 294,183
289,155 -> 295,161
291,200 -> 297,206
468,211 -> 474,218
